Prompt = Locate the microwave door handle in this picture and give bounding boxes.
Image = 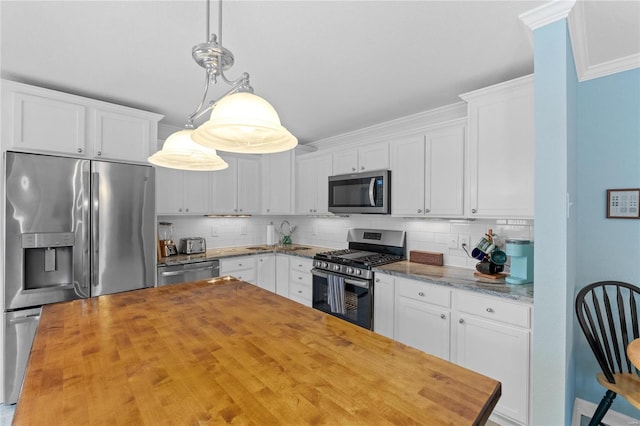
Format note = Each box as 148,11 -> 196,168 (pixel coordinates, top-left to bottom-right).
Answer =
368,178 -> 376,207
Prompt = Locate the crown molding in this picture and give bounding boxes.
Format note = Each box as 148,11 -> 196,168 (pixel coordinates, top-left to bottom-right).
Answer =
568,1 -> 640,82
307,102 -> 467,150
519,0 -> 576,31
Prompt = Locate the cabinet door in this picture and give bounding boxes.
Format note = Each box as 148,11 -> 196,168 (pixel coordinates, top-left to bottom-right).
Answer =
93,108 -> 151,162
314,155 -> 334,215
9,92 -> 87,155
155,167 -> 183,214
465,78 -> 534,218
275,254 -> 290,297
359,142 -> 389,172
373,274 -> 395,339
454,314 -> 530,425
262,152 -> 294,214
211,156 -> 239,214
425,126 -> 465,217
237,157 -> 261,214
332,149 -> 358,174
256,255 -> 276,292
390,134 -> 426,216
182,171 -> 210,214
296,156 -> 317,214
395,297 -> 450,360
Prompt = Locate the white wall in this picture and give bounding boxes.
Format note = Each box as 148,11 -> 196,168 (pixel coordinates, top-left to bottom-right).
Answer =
159,214 -> 533,271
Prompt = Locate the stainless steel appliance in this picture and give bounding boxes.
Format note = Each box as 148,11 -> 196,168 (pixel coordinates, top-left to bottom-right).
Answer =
157,260 -> 219,286
3,151 -> 156,404
179,237 -> 206,254
312,228 -> 405,329
328,170 -> 390,214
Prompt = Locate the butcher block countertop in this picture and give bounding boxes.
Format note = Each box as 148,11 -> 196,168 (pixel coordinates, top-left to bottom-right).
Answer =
15,278 -> 501,425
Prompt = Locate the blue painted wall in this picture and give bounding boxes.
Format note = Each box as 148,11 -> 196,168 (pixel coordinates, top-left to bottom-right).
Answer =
574,67 -> 640,418
532,19 -> 576,425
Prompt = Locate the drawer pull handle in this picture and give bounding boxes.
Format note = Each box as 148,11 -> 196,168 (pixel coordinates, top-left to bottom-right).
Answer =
418,292 -> 425,297
459,319 -> 465,324
440,314 -> 446,319
486,308 -> 494,313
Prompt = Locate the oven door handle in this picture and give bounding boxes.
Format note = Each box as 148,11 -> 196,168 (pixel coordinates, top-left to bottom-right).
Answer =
311,268 -> 370,289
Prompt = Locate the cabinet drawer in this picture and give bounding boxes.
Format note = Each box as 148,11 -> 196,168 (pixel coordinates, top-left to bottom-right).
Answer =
396,277 -> 451,308
289,280 -> 312,304
220,257 -> 257,275
290,257 -> 313,273
456,291 -> 531,328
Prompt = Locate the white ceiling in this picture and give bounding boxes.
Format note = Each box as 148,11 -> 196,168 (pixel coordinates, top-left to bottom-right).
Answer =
1,1 -> 638,145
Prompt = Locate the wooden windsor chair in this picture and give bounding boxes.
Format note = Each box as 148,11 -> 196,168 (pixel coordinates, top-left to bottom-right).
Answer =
575,281 -> 640,425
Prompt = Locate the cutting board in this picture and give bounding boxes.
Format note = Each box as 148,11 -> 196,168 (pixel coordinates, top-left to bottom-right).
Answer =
474,272 -> 507,280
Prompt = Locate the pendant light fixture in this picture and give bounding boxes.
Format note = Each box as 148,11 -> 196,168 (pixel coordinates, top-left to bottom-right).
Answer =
149,0 -> 296,170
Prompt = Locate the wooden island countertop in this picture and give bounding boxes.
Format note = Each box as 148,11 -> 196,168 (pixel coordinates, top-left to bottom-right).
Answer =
15,278 -> 501,425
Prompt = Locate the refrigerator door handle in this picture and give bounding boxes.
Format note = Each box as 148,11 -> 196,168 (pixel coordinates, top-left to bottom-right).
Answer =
92,172 -> 100,288
80,167 -> 92,293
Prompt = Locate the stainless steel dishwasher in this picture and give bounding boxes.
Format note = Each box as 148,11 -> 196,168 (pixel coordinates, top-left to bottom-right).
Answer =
157,260 -> 220,286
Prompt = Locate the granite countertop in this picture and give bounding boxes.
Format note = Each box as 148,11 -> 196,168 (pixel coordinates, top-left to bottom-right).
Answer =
158,244 -> 331,266
375,261 -> 533,304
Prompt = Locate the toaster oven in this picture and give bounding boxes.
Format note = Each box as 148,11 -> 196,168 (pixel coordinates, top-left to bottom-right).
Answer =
179,237 -> 206,254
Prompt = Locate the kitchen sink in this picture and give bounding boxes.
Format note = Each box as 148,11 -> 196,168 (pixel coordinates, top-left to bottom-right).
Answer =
278,246 -> 310,252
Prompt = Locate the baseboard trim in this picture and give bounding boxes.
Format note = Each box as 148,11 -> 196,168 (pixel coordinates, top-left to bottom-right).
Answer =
572,397 -> 639,426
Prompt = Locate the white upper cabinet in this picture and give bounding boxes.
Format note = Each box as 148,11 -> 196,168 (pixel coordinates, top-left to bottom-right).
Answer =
1,80 -> 162,163
460,75 -> 534,219
332,141 -> 389,175
156,168 -> 210,215
211,155 -> 261,215
261,151 -> 295,215
296,153 -> 333,215
391,122 -> 465,218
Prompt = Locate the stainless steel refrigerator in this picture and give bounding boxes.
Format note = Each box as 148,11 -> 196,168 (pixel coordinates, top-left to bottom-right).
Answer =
3,151 -> 156,403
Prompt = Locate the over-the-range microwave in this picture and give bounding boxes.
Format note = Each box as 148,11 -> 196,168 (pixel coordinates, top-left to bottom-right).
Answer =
328,170 -> 390,214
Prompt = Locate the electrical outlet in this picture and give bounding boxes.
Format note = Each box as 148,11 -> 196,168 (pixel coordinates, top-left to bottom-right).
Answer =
211,225 -> 218,237
448,234 -> 459,249
459,234 -> 470,250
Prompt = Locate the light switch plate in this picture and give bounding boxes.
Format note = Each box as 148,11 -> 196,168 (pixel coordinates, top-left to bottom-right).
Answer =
448,234 -> 459,249
459,234 -> 470,250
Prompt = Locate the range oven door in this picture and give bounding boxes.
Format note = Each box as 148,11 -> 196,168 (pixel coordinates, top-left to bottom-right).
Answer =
311,268 -> 373,330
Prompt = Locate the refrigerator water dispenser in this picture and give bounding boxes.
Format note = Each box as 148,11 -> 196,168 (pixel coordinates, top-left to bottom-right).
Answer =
22,232 -> 75,290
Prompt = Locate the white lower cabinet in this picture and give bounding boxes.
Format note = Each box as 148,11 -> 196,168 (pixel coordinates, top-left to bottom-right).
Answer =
373,273 -> 395,339
288,257 -> 313,306
275,254 -> 290,297
394,277 -> 451,360
453,291 -> 531,426
220,256 -> 257,284
255,254 -> 276,292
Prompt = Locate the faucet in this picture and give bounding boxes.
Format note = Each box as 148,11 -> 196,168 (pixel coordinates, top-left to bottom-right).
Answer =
278,220 -> 296,245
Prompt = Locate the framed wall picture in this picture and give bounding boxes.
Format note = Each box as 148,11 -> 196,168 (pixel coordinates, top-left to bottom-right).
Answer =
606,188 -> 640,219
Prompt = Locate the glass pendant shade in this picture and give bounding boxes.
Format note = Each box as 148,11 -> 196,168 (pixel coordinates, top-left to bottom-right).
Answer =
148,129 -> 229,171
191,92 -> 298,154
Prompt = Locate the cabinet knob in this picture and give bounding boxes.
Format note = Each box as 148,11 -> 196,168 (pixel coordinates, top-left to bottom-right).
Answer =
418,292 -> 425,297
352,167 -> 356,171
178,208 -> 182,212
360,166 -> 365,170
266,209 -> 270,212
77,148 -> 83,153
459,319 -> 465,324
298,277 -> 302,280
185,208 -> 189,212
298,290 -> 302,293
417,209 -> 422,213
260,259 -> 263,262
234,209 -> 238,212
309,209 -> 313,213
471,209 -> 477,214
440,314 -> 446,319
96,151 -> 102,156
425,209 -> 430,213
486,307 -> 494,313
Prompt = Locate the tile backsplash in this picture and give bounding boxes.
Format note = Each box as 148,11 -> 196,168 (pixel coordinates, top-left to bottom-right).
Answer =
159,215 -> 533,270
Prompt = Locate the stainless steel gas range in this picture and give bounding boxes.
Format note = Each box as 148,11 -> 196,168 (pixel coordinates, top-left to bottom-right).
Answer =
311,228 -> 406,330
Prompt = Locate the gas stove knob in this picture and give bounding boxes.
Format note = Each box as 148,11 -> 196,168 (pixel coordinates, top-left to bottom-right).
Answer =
346,267 -> 353,274
355,269 -> 361,276
322,262 -> 328,268
333,264 -> 340,271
